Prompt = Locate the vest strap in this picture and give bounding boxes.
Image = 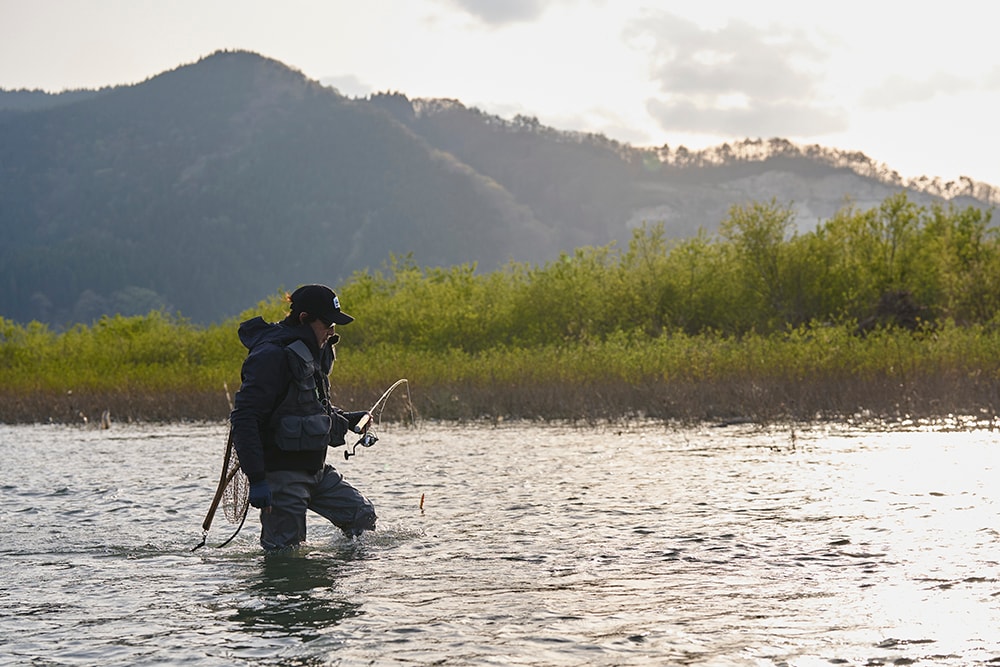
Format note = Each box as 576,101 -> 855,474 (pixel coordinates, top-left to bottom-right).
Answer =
287,340 -> 313,365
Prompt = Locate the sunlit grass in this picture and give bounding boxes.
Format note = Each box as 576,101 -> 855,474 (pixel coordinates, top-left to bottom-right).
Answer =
3,312 -> 998,424
4,193 -> 1000,424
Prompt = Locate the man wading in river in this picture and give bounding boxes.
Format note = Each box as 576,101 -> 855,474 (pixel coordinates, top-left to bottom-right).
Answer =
230,284 -> 377,550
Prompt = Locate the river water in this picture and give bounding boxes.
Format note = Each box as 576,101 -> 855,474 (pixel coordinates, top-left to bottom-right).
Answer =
2,419 -> 999,666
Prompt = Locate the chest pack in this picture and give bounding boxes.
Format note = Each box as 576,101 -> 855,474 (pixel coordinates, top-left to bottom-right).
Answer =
270,340 -> 332,451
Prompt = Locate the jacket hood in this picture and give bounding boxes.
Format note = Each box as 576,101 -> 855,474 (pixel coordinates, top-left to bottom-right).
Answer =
237,317 -> 308,351
237,317 -> 335,372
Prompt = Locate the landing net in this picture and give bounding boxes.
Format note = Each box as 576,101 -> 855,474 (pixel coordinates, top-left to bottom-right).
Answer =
222,445 -> 249,524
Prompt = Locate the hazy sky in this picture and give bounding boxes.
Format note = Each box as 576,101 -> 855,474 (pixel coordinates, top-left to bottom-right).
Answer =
3,0 -> 998,186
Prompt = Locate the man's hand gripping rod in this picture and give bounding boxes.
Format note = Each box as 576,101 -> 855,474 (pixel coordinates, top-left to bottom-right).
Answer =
344,378 -> 410,460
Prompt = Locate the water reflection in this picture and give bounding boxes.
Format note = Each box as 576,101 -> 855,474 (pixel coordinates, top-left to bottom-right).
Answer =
231,550 -> 363,642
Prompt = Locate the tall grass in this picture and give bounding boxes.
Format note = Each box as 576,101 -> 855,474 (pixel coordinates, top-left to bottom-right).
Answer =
3,193 -> 1000,424
3,315 -> 998,424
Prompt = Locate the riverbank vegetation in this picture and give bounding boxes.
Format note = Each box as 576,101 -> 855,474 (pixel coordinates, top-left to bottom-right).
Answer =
3,193 -> 999,425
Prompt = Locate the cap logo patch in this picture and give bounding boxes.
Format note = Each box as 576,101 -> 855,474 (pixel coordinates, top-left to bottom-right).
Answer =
332,296 -> 341,310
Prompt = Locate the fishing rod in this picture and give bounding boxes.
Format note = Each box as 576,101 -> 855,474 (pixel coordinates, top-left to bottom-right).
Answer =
345,378 -> 412,460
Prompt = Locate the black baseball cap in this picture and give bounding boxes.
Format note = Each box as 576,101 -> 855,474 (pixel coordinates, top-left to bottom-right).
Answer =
289,284 -> 354,325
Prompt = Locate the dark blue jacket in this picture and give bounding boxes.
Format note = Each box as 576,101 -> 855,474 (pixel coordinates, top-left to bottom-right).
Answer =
229,317 -> 348,483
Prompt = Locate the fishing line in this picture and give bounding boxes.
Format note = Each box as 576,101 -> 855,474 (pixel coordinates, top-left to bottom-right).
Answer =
345,378 -> 413,460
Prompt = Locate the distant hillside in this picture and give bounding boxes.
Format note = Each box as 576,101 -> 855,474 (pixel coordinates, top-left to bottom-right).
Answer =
0,88 -> 102,115
386,95 -> 998,239
1,50 -> 996,327
0,51 -> 552,325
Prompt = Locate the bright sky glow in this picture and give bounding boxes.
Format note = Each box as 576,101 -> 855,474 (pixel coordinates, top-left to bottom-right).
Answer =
2,0 -> 998,186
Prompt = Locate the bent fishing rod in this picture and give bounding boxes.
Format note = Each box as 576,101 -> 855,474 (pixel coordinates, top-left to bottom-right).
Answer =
344,378 -> 413,459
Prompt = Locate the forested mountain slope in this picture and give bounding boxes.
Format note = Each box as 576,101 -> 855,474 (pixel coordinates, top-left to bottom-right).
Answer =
1,50 -> 994,326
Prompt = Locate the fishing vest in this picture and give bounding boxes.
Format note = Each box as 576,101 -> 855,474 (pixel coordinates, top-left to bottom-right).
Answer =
268,339 -> 332,452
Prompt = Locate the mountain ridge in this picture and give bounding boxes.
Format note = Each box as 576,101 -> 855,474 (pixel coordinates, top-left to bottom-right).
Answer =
0,50 -> 995,327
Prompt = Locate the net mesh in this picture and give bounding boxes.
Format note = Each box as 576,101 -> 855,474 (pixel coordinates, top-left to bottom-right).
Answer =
222,445 -> 249,524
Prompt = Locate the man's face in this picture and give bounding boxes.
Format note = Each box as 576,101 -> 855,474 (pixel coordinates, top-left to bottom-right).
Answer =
307,317 -> 336,347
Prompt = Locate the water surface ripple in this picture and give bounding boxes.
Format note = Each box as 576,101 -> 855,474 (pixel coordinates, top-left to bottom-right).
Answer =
1,421 -> 998,665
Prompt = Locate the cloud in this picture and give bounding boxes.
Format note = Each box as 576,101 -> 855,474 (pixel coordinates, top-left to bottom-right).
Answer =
627,11 -> 845,137
319,74 -> 373,98
647,98 -> 847,137
860,71 -> 983,109
436,0 -> 601,26
437,0 -> 550,25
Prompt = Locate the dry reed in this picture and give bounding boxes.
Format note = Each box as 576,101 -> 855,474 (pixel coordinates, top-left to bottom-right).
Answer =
4,370 -> 998,427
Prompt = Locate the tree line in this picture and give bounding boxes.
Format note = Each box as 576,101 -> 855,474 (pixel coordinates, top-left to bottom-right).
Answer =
343,192 -> 997,350
2,193 -> 999,424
